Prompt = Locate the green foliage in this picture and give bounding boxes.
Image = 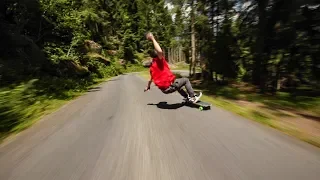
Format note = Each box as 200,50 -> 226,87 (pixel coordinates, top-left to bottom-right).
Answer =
1,0 -> 159,140
134,52 -> 148,62
170,0 -> 319,95
125,65 -> 146,73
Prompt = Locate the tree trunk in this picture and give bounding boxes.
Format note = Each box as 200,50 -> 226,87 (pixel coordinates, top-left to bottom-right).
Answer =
272,61 -> 281,95
209,69 -> 214,82
272,51 -> 285,94
0,1 -> 5,18
191,0 -> 196,77
216,1 -> 220,35
253,0 -> 269,93
311,53 -> 319,82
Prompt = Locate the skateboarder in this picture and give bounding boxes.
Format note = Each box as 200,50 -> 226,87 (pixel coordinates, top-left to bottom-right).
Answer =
144,32 -> 202,103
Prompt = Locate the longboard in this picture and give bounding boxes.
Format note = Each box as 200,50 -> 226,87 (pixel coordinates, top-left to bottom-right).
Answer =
184,100 -> 211,111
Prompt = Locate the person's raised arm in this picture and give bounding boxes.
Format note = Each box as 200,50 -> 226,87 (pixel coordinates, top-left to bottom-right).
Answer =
146,32 -> 164,60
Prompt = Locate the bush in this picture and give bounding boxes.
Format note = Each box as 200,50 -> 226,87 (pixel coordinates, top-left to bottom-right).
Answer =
134,52 -> 147,62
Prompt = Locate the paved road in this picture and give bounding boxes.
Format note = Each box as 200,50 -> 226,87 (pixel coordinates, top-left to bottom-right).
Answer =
0,74 -> 320,180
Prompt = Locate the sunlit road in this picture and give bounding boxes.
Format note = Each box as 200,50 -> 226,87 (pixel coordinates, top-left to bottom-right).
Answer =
0,73 -> 320,180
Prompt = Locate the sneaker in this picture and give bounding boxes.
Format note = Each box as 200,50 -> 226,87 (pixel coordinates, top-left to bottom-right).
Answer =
183,95 -> 190,102
189,92 -> 202,103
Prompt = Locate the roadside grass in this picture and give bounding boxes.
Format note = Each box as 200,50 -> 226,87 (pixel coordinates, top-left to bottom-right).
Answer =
191,81 -> 320,117
123,63 -> 146,73
196,95 -> 274,127
138,71 -> 320,148
0,64 -> 145,143
139,70 -> 150,79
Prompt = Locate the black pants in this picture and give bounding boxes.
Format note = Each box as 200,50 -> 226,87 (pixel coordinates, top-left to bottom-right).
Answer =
162,78 -> 195,98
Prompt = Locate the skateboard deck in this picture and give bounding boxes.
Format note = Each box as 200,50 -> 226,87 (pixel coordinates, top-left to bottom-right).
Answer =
184,100 -> 211,110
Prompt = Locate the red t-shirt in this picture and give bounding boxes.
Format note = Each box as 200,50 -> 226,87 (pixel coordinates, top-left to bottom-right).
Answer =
150,56 -> 175,90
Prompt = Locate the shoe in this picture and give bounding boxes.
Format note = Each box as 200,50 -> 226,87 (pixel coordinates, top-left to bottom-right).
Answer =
183,95 -> 190,102
189,92 -> 202,103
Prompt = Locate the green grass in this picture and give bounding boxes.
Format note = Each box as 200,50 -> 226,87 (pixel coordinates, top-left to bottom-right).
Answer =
191,81 -> 320,116
199,95 -> 274,126
123,63 -> 146,73
139,70 -> 150,79
170,62 -> 201,71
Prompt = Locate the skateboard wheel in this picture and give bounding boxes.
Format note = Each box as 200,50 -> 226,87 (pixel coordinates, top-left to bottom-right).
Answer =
199,106 -> 203,111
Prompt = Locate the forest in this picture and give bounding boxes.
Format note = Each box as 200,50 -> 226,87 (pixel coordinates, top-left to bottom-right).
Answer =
0,0 -> 319,142
171,0 -> 319,93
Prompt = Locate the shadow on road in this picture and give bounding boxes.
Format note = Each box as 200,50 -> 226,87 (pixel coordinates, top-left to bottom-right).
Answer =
147,102 -> 184,110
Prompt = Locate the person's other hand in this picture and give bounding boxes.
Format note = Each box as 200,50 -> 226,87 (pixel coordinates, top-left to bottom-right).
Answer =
144,86 -> 150,92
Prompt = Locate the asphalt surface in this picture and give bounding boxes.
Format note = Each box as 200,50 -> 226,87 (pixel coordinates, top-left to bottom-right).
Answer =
0,73 -> 320,180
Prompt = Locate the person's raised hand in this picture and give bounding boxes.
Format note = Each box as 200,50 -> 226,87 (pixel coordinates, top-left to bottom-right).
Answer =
146,32 -> 154,41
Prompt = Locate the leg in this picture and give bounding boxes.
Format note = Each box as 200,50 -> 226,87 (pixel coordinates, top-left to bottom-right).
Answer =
177,88 -> 188,98
162,86 -> 176,94
172,78 -> 195,97
162,83 -> 188,98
